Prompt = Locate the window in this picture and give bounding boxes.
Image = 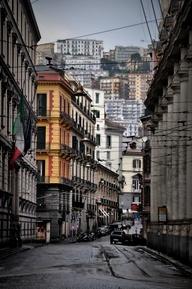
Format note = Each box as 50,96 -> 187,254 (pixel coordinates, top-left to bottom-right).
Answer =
37,94 -> 47,116
95,92 -> 99,103
144,186 -> 150,206
106,135 -> 111,148
106,151 -> 110,160
37,127 -> 46,149
96,151 -> 100,160
96,124 -> 100,131
132,178 -> 139,191
37,160 -> 45,182
72,136 -> 78,150
92,110 -> 100,118
96,134 -> 100,146
133,159 -> 141,169
133,195 -> 140,203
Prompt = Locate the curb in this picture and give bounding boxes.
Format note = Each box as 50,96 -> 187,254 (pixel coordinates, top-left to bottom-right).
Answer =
138,246 -> 192,276
0,247 -> 30,261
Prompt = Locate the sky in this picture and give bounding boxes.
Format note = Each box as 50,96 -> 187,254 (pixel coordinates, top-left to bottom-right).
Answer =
32,0 -> 161,51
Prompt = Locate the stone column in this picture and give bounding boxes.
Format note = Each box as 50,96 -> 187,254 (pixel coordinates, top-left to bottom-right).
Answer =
166,77 -> 174,219
150,128 -> 159,222
178,48 -> 188,220
186,31 -> 192,219
171,64 -> 180,220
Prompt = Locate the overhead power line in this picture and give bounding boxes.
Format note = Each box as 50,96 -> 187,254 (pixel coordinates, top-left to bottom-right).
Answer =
62,19 -> 161,40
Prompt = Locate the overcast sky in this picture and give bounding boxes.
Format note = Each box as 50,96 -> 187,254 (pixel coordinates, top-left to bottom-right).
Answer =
32,0 -> 160,50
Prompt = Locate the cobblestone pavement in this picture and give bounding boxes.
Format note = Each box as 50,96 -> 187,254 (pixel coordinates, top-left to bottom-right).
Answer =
0,237 -> 191,289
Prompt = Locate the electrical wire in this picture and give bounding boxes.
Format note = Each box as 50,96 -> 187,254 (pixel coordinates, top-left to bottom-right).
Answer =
57,19 -> 161,41
140,0 -> 156,53
150,0 -> 160,33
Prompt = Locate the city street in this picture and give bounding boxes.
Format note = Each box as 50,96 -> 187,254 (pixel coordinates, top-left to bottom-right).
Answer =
0,237 -> 191,289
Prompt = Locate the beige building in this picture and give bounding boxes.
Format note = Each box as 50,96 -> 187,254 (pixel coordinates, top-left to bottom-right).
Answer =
128,73 -> 152,101
0,0 -> 40,246
100,76 -> 129,100
145,0 -> 192,265
120,139 -> 143,219
95,164 -> 119,226
36,42 -> 55,65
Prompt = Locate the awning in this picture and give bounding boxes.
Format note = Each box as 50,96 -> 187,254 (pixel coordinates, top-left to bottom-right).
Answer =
99,208 -> 109,217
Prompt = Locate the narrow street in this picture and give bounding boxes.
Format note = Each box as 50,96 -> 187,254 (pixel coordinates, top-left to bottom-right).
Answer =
0,237 -> 191,289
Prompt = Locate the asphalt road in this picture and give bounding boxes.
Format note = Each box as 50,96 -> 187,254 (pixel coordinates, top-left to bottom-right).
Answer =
0,236 -> 191,289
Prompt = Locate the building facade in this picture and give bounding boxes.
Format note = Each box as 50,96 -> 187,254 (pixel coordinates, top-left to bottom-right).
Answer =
36,68 -> 97,240
36,66 -> 74,241
95,164 -> 119,226
54,39 -> 103,59
128,73 -> 152,101
120,140 -> 143,222
36,42 -> 55,65
100,76 -> 129,100
145,0 -> 192,265
0,0 -> 41,247
70,84 -> 97,235
105,99 -> 145,137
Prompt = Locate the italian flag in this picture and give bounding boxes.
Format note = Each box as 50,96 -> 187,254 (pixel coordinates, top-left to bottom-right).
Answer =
10,97 -> 25,168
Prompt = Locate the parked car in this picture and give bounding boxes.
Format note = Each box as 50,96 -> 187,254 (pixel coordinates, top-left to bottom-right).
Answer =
110,230 -> 124,244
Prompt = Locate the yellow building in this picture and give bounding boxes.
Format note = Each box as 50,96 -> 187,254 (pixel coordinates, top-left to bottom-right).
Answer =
36,67 -> 98,241
36,66 -> 74,241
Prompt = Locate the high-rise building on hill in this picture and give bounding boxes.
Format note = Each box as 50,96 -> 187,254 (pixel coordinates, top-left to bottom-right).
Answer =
128,73 -> 152,101
54,39 -> 104,59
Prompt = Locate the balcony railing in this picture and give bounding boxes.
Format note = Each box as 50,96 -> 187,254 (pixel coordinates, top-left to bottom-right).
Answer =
72,200 -> 84,209
71,98 -> 96,122
37,176 -> 50,183
72,176 -> 97,190
60,144 -> 75,157
60,111 -> 73,126
60,177 -> 73,187
36,143 -> 50,151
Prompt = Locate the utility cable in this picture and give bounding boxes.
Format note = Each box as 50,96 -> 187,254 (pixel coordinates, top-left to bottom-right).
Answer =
151,0 -> 160,33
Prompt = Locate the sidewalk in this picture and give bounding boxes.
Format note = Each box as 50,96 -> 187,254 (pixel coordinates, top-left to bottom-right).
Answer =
0,242 -> 45,261
139,246 -> 192,276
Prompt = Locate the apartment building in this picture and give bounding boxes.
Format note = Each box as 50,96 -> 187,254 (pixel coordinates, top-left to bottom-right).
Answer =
105,99 -> 145,137
0,0 -> 41,247
95,164 -> 119,226
70,84 -> 97,234
36,67 -> 97,240
100,77 -> 129,100
36,66 -> 74,241
128,73 -> 152,101
54,39 -> 103,59
36,42 -> 55,65
114,46 -> 143,63
120,139 -> 143,221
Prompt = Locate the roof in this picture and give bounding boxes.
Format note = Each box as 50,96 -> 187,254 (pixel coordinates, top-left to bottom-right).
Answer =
105,119 -> 125,131
22,0 -> 41,42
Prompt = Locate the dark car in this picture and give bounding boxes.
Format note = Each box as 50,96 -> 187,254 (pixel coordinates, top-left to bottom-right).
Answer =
110,230 -> 124,244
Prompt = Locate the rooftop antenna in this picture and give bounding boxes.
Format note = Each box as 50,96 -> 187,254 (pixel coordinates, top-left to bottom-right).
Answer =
45,56 -> 52,66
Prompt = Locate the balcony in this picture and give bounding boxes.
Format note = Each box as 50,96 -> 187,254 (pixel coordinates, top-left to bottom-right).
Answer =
60,111 -> 73,127
36,109 -> 51,119
37,176 -> 50,183
60,177 -> 73,188
72,200 -> 84,209
72,98 -> 96,123
72,121 -> 84,137
36,143 -> 50,152
60,144 -> 75,158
